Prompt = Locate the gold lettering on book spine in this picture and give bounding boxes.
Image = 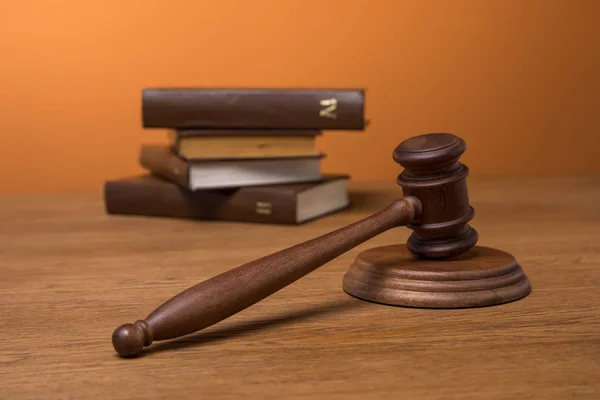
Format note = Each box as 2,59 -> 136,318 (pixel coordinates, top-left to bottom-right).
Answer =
319,98 -> 337,119
255,201 -> 272,215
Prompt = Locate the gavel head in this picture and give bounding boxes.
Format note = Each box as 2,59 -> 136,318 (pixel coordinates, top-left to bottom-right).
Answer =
393,133 -> 478,259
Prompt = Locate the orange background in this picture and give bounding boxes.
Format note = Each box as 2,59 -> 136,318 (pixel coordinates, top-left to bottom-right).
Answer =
1,0 -> 599,194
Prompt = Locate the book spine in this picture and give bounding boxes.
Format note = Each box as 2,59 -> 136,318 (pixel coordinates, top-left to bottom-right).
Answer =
142,88 -> 365,130
104,180 -> 299,225
139,146 -> 190,188
175,129 -> 323,137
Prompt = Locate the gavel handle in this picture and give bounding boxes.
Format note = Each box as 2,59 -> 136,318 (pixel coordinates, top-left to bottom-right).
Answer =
112,196 -> 421,357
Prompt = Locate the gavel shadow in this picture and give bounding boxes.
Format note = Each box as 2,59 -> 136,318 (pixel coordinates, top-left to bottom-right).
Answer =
141,298 -> 365,356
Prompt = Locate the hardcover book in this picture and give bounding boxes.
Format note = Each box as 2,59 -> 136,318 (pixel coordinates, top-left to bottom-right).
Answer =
139,145 -> 324,190
169,129 -> 321,160
142,88 -> 365,130
104,174 -> 350,225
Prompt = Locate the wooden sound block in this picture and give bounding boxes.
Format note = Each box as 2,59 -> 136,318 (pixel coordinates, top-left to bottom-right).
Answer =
343,244 -> 531,308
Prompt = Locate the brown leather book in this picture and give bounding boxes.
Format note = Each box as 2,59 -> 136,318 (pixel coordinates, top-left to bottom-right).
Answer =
104,174 -> 350,225
142,88 -> 365,130
139,144 -> 325,190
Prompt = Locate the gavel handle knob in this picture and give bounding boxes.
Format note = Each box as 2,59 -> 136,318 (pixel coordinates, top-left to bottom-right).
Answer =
112,196 -> 421,357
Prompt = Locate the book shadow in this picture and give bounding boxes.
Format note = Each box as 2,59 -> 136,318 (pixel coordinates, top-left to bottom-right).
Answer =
140,298 -> 364,356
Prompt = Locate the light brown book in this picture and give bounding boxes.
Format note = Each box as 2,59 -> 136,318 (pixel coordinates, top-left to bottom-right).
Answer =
169,129 -> 321,160
104,174 -> 350,225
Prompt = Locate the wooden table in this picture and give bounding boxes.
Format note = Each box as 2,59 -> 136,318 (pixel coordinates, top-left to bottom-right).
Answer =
1,176 -> 599,399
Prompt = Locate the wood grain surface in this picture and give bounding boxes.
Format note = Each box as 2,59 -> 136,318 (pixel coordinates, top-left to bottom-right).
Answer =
342,244 -> 531,308
1,176 -> 599,399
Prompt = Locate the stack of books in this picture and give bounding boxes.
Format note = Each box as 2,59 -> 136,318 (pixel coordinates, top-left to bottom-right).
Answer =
104,87 -> 366,224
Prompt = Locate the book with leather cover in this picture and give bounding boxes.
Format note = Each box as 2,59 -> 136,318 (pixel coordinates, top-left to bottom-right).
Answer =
104,174 -> 350,225
139,145 -> 325,190
141,88 -> 365,130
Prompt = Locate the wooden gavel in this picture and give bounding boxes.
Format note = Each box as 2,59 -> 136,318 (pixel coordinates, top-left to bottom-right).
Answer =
112,133 -> 478,357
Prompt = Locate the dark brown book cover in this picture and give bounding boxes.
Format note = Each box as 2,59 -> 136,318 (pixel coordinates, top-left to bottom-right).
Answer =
141,88 -> 365,130
139,145 -> 325,190
139,145 -> 190,188
104,174 -> 350,225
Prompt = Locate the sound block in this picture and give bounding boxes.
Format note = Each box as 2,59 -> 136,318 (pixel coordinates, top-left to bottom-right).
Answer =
343,244 -> 531,308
